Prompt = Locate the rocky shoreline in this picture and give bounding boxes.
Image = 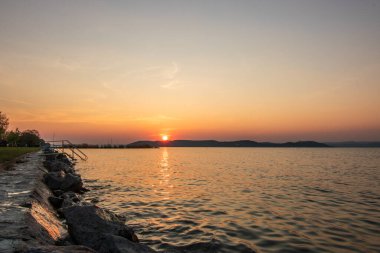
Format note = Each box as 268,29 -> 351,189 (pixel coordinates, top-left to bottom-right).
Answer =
0,150 -> 157,253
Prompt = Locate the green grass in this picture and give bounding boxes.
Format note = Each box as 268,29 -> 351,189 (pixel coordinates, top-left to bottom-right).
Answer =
0,147 -> 40,163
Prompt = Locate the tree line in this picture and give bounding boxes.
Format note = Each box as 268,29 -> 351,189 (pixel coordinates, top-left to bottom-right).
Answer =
0,111 -> 44,147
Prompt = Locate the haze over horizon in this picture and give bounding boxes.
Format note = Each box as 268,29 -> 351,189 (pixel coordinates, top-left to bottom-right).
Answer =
1,0 -> 380,144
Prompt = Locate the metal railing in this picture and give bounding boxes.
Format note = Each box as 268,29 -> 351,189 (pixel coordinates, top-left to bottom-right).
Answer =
46,140 -> 88,161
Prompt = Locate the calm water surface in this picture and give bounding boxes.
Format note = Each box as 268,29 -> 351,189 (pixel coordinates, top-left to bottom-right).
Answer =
76,148 -> 380,253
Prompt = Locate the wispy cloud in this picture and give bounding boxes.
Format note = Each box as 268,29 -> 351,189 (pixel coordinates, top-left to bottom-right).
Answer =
161,79 -> 181,89
160,62 -> 183,89
164,62 -> 179,79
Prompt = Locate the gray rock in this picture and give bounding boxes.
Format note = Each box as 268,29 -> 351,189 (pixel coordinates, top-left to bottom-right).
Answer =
63,205 -> 138,251
98,234 -> 157,253
60,192 -> 81,208
44,160 -> 74,174
44,171 -> 65,190
60,174 -> 83,193
45,153 -> 72,165
44,172 -> 83,193
56,153 -> 72,165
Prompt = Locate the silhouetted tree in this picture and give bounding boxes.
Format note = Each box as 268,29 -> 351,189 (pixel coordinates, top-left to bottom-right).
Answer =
18,129 -> 44,147
0,111 -> 9,140
6,128 -> 21,146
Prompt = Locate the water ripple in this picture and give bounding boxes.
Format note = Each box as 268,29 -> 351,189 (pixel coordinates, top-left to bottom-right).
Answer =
77,148 -> 380,253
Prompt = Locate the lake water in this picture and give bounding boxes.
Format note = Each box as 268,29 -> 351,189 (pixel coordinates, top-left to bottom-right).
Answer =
76,148 -> 380,253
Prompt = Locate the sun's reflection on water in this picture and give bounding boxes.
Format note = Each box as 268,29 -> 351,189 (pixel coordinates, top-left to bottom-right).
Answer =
158,148 -> 172,200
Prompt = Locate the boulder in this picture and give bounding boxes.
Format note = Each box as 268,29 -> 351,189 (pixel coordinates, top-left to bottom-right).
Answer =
62,191 -> 80,200
44,152 -> 72,165
56,153 -> 72,165
44,160 -> 75,174
98,234 -> 157,253
60,173 -> 83,193
45,152 -> 59,161
44,172 -> 83,193
44,171 -> 65,190
63,205 -> 138,250
61,192 -> 81,208
49,192 -> 82,209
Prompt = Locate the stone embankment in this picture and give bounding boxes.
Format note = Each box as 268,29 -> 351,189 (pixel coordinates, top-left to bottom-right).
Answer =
0,151 -> 157,253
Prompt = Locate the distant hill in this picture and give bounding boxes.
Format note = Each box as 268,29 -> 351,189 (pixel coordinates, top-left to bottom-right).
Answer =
126,140 -> 330,148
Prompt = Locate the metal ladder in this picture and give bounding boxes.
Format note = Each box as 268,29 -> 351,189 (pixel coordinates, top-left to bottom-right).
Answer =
47,140 -> 88,161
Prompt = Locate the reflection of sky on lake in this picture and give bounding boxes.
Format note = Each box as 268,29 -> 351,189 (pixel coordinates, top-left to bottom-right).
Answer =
77,148 -> 380,253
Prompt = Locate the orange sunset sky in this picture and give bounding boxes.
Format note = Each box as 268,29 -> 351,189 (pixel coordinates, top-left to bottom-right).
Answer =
1,1 -> 379,144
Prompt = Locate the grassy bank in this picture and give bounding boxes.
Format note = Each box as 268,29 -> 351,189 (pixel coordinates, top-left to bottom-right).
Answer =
0,147 -> 40,163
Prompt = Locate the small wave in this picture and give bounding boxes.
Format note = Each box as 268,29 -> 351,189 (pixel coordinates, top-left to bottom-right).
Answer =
76,148 -> 380,253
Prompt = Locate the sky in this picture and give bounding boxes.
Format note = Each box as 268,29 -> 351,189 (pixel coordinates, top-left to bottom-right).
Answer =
0,0 -> 379,144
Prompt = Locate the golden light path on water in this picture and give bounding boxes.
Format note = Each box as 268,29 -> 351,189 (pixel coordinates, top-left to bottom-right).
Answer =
157,149 -> 172,200
76,148 -> 380,253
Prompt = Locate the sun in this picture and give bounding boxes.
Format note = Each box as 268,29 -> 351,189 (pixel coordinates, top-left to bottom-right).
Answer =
162,135 -> 169,141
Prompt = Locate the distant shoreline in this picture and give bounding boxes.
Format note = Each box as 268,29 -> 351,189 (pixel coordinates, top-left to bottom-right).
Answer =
68,140 -> 380,149
129,140 -> 330,148
74,146 -> 380,149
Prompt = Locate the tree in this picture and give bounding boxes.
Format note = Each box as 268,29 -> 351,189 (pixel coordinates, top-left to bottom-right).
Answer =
6,128 -> 21,146
18,129 -> 44,147
0,111 -> 9,140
